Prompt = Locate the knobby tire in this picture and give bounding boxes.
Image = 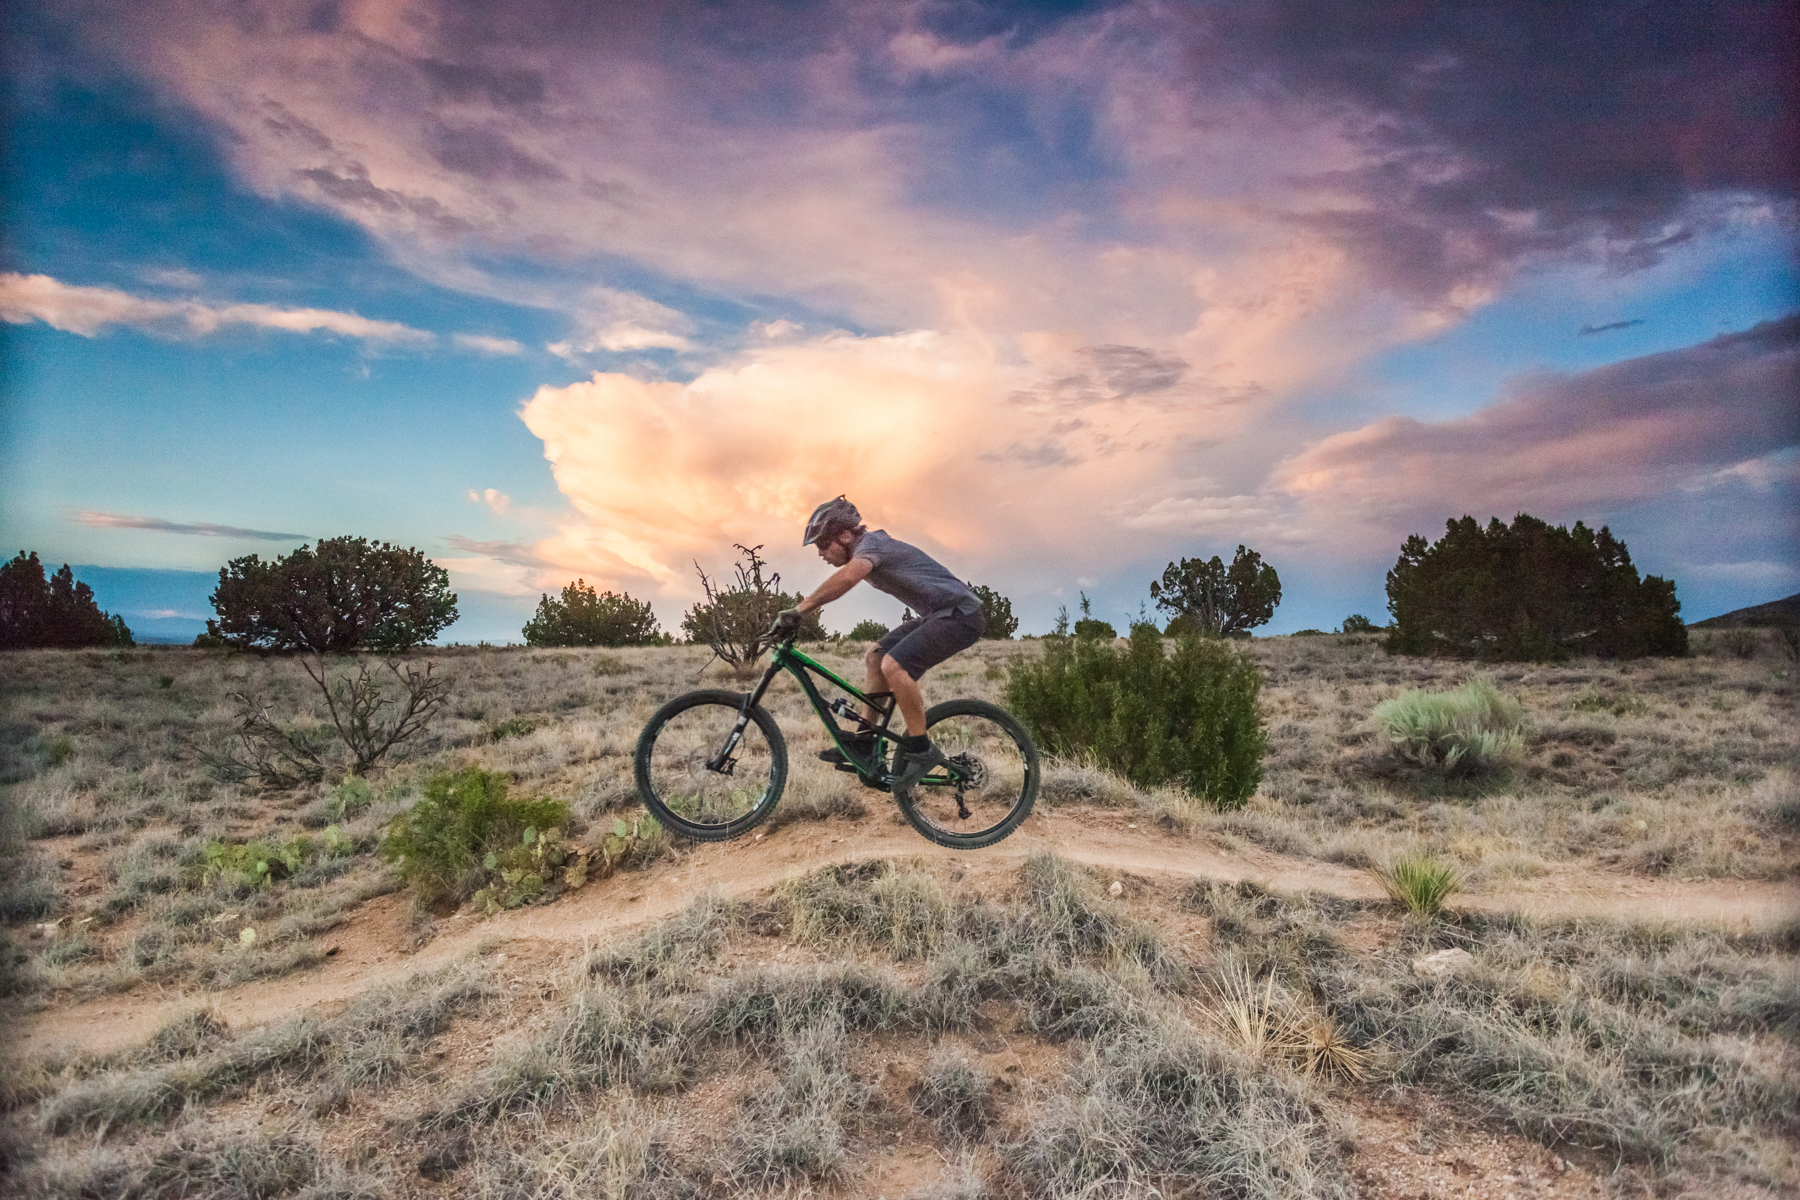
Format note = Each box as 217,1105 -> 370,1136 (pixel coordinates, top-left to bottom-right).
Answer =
634,689 -> 788,841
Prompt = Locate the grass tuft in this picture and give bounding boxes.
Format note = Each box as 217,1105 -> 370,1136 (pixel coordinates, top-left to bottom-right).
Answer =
912,1045 -> 995,1141
1369,853 -> 1466,917
1373,674 -> 1524,774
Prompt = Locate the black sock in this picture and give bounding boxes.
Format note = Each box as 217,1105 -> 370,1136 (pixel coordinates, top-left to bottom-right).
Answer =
903,733 -> 931,752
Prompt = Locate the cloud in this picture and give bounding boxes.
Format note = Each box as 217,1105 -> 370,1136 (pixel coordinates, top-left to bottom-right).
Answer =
1119,493 -> 1285,535
70,511 -> 309,540
513,319 -> 1331,607
453,332 -> 525,354
548,287 -> 695,358
467,488 -> 513,515
33,0 -> 1796,619
0,273 -> 433,344
50,0 -> 1794,358
445,535 -> 551,569
1272,314 -> 1800,539
1580,319 -> 1646,336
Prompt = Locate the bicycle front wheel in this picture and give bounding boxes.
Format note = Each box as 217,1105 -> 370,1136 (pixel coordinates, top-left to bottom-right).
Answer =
899,698 -> 1039,849
634,690 -> 787,841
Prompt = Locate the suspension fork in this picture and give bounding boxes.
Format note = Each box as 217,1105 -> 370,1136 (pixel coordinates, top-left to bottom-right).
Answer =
706,650 -> 787,773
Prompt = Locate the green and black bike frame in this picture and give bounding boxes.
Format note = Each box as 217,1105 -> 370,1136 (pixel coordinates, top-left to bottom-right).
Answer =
709,635 -> 899,785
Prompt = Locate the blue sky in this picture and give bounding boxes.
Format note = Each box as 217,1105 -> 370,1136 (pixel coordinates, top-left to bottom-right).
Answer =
3,0 -> 1795,643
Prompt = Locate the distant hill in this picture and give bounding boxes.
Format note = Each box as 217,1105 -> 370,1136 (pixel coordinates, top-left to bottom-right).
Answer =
1689,593 -> 1800,629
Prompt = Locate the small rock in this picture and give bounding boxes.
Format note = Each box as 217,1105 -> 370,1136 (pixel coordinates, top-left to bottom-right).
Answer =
1411,947 -> 1475,978
1109,881 -> 1124,897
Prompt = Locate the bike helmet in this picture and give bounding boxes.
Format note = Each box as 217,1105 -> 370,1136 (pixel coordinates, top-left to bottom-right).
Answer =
803,496 -> 861,546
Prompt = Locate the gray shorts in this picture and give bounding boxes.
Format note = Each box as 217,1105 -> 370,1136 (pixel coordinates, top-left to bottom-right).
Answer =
877,605 -> 986,679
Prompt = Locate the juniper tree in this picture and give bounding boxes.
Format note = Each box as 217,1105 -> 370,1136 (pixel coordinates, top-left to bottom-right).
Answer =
1384,514 -> 1685,661
523,580 -> 663,647
0,552 -> 132,649
1150,546 -> 1282,638
208,537 -> 456,652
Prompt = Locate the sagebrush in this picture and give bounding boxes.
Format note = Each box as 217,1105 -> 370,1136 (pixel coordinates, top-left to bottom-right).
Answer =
1373,675 -> 1523,775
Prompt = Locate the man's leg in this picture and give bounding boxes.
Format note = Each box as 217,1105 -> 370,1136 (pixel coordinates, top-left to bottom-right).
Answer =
862,644 -> 889,724
880,654 -> 928,736
883,609 -> 984,797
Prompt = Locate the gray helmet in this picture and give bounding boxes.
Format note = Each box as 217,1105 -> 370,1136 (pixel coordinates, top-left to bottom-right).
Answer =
803,496 -> 861,546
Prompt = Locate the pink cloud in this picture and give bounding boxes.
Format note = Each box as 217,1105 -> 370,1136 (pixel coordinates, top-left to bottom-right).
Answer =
1272,315 -> 1800,540
513,326 -> 1297,605
0,272 -> 432,344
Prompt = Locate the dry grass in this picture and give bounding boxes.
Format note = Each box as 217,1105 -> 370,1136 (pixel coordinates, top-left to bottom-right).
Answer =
3,635 -> 1794,1004
3,854 -> 1796,1196
2,636 -> 1797,1196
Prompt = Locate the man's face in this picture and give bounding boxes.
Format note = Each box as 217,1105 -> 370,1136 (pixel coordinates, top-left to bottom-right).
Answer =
817,528 -> 855,567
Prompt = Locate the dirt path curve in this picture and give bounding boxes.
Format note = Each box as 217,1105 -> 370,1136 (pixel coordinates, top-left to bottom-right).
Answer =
11,804 -> 1798,1065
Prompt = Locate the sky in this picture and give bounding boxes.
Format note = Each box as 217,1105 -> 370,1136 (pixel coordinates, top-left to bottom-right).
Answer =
2,0 -> 1796,644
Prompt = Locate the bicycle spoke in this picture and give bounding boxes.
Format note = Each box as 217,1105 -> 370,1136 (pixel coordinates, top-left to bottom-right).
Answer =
900,700 -> 1037,848
635,692 -> 786,839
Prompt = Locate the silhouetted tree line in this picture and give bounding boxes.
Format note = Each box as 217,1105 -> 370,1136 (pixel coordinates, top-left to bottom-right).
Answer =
1385,514 -> 1685,661
0,552 -> 133,649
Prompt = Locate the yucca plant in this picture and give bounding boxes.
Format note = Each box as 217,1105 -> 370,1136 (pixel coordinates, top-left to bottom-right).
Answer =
1202,961 -> 1368,1079
1369,853 -> 1465,917
1372,674 -> 1523,774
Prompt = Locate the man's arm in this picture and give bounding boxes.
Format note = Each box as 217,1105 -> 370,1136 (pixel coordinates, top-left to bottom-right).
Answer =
797,556 -> 873,614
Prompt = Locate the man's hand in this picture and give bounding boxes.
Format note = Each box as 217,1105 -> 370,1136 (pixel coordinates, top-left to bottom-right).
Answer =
773,608 -> 804,636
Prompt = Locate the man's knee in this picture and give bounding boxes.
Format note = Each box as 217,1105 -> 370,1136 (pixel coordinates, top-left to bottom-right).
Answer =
881,654 -> 916,684
864,645 -> 886,674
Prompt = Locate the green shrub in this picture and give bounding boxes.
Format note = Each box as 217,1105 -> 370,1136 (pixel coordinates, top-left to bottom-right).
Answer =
1372,675 -> 1524,774
1369,854 -> 1465,916
1072,591 -> 1116,641
1005,625 -> 1266,807
1340,614 -> 1379,634
193,828 -> 354,891
487,717 -> 537,742
522,580 -> 664,647
845,620 -> 889,642
381,768 -> 572,909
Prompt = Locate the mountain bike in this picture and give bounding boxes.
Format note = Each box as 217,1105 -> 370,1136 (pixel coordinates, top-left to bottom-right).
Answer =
633,628 -> 1038,849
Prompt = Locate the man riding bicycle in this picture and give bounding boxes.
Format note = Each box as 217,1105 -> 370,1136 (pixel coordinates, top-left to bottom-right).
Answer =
773,497 -> 985,798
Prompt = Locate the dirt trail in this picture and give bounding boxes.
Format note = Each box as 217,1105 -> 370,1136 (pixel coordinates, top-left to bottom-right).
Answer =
11,804 -> 1798,1064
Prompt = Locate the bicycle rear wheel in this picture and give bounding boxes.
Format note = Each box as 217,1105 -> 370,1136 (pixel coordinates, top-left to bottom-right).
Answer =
898,698 -> 1038,849
634,690 -> 787,840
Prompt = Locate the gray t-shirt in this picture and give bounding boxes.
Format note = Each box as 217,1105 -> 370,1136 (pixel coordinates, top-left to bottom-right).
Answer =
852,530 -> 978,618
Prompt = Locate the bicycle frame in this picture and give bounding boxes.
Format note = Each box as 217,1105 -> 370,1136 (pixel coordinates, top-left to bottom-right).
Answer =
708,636 -> 896,780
